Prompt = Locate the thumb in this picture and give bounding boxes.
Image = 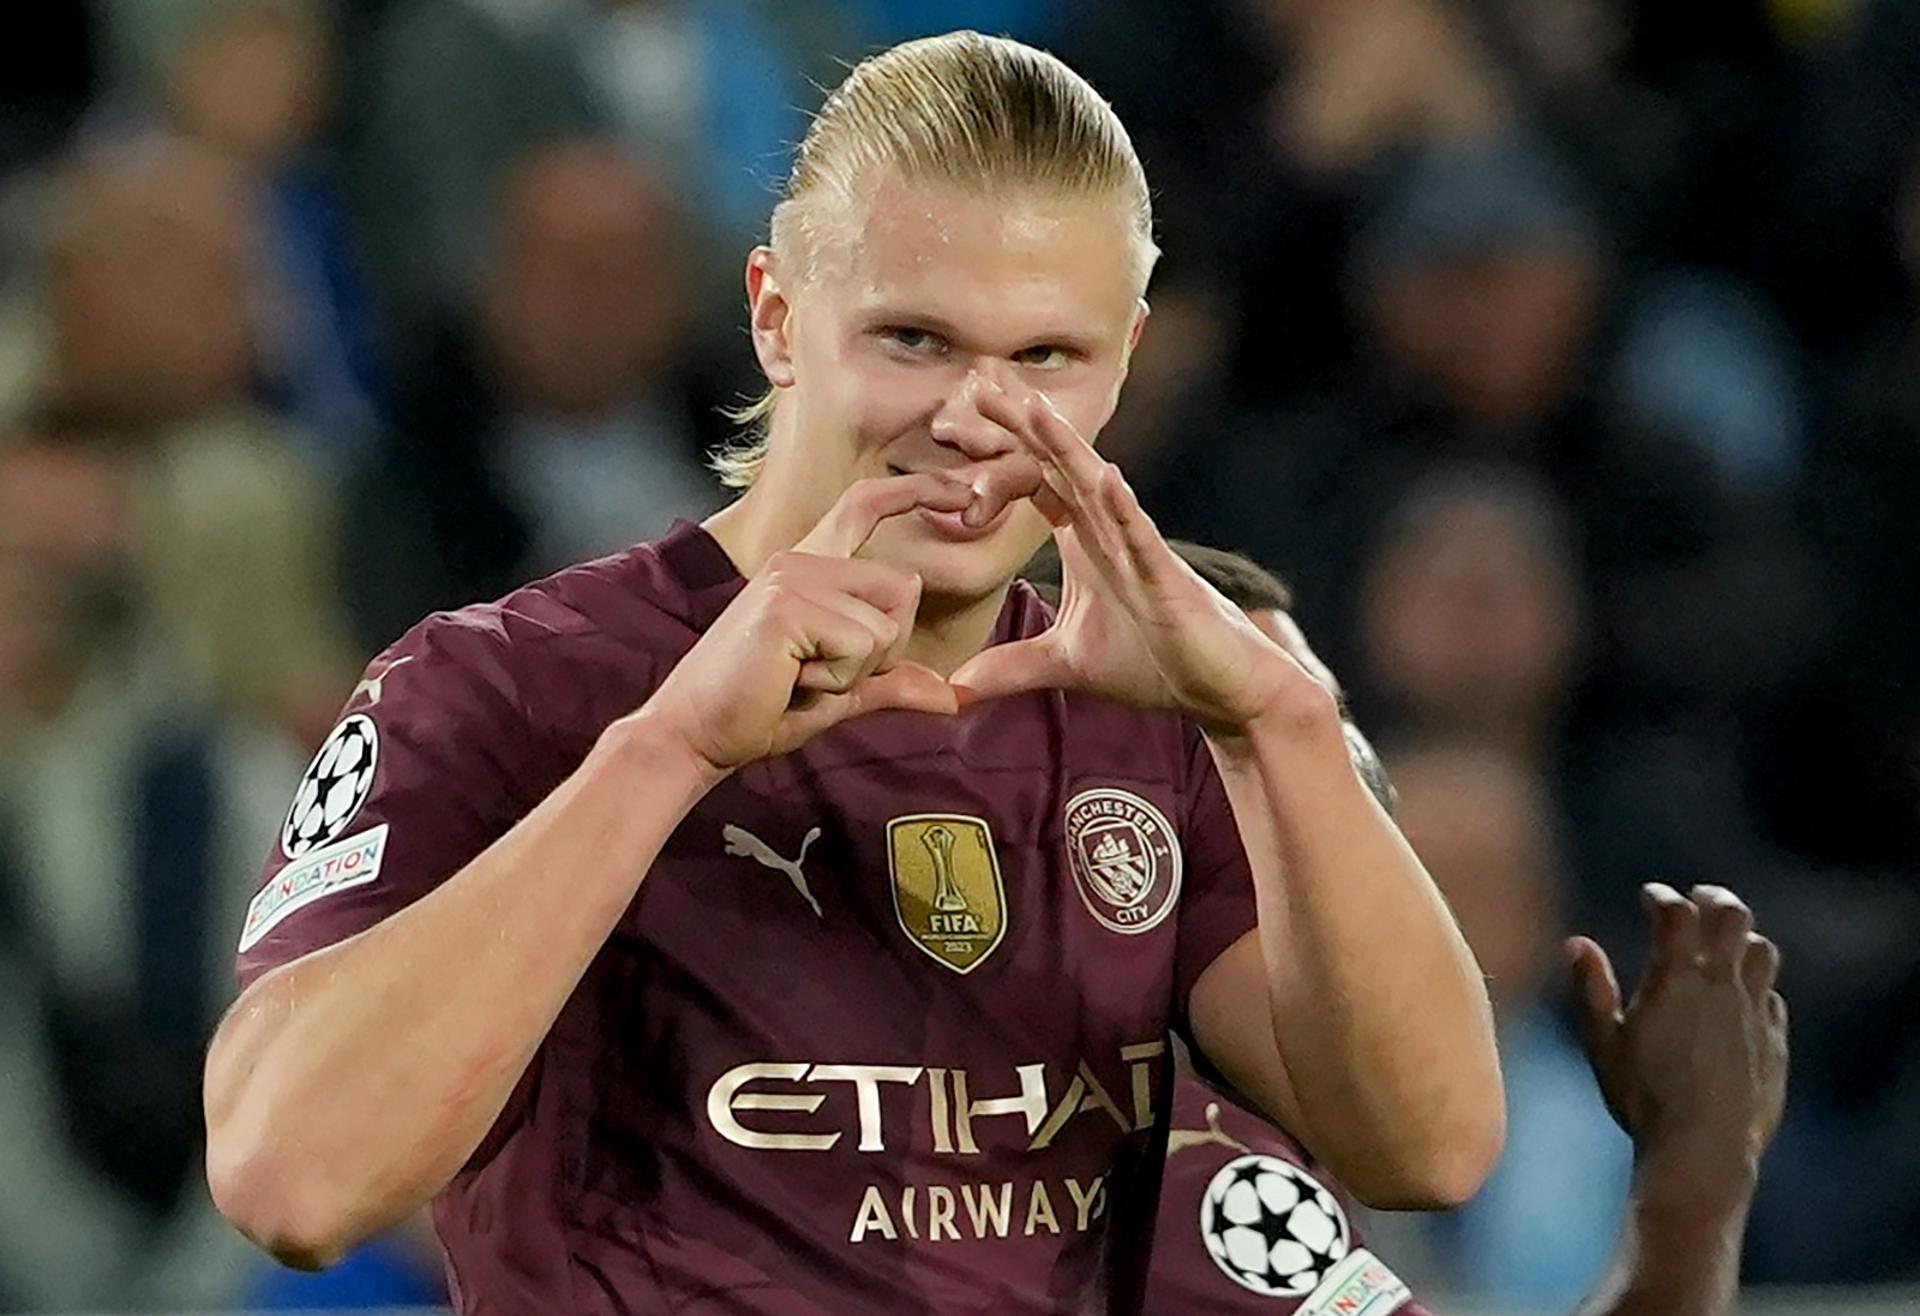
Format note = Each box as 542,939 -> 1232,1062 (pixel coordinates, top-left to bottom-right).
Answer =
1566,935 -> 1623,1062
776,662 -> 958,749
949,636 -> 1072,707
849,662 -> 961,719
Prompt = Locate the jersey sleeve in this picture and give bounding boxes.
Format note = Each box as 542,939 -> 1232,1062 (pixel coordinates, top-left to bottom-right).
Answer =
235,614 -> 546,990
1172,725 -> 1260,1022
1149,1077 -> 1430,1315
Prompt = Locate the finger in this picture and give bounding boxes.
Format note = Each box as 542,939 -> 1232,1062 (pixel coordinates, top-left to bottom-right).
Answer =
963,449 -> 1049,528
1690,884 -> 1754,979
1096,457 -> 1185,589
1641,881 -> 1701,983
948,634 -> 1074,707
1023,388 -> 1110,496
1766,989 -> 1788,1034
851,661 -> 962,718
1566,935 -> 1623,1062
1740,932 -> 1781,999
783,597 -> 891,694
789,585 -> 902,674
779,661 -> 959,746
973,385 -> 1102,525
796,472 -> 973,558
777,556 -> 922,672
1269,612 -> 1343,699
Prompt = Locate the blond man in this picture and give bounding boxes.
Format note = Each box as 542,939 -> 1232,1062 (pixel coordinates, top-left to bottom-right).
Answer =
205,33 -> 1502,1313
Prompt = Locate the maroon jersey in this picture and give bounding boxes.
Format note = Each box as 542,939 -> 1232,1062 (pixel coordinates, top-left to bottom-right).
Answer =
1150,1076 -> 1432,1315
236,521 -> 1259,1315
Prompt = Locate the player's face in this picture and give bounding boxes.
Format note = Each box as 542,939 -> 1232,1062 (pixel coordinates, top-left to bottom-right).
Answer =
756,173 -> 1147,600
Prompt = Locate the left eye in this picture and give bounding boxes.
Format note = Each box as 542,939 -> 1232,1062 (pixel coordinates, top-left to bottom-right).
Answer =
1013,346 -> 1071,369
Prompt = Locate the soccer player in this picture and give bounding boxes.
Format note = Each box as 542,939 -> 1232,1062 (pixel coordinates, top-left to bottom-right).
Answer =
203,32 -> 1503,1313
1113,543 -> 1785,1315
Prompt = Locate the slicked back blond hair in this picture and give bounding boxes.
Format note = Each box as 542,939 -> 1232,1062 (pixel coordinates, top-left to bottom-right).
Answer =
711,30 -> 1157,489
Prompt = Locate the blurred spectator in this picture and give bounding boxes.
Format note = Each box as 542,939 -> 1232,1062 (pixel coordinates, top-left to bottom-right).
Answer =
1380,741 -> 1632,1308
1786,145 -> 1920,870
161,0 -> 387,481
344,139 -> 727,650
0,4 -> 97,173
1156,131 -> 1812,734
1358,465 -> 1585,765
833,1 -> 1067,48
40,136 -> 357,742
344,0 -> 834,333
0,427 -> 288,1311
0,133 -> 359,1312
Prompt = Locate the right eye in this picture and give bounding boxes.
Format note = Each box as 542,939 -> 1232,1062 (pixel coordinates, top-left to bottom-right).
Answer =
881,327 -> 948,356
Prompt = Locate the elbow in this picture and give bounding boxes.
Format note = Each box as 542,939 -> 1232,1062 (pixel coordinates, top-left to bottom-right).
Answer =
1349,1104 -> 1507,1212
206,1134 -> 360,1272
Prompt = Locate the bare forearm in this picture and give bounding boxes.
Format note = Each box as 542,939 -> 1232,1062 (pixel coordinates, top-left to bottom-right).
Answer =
1576,1159 -> 1754,1316
205,713 -> 716,1263
1209,709 -> 1502,1200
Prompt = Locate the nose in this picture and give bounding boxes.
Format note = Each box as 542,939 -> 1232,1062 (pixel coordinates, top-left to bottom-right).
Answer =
929,368 -> 1019,464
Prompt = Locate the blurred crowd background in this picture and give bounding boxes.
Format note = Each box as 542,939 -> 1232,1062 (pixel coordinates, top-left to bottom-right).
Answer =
1,0 -> 1917,1311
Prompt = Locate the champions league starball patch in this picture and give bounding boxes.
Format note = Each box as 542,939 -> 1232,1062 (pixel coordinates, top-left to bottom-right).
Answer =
1199,1154 -> 1352,1298
1063,787 -> 1181,934
281,714 -> 380,859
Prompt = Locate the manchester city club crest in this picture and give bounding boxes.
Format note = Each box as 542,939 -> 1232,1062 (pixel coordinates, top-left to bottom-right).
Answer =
887,814 -> 1007,974
1064,787 -> 1181,934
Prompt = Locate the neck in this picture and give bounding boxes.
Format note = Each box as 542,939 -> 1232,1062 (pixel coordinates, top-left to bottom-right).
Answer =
903,583 -> 1014,678
703,485 -> 1016,680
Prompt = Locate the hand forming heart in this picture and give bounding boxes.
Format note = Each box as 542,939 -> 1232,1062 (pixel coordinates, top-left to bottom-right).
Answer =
948,375 -> 1333,737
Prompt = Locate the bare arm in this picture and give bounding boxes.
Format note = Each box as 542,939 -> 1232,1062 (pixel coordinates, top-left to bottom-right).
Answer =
1575,1166 -> 1752,1316
1570,883 -> 1788,1316
205,474 -> 971,1269
1189,709 -> 1504,1209
948,378 -> 1502,1208
204,715 -> 715,1268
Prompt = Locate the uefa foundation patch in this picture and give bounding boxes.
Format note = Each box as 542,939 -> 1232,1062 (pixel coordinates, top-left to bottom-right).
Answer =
240,824 -> 389,952
1297,1249 -> 1412,1316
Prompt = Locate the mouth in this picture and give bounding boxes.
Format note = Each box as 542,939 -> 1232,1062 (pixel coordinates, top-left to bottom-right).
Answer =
888,463 -> 1009,542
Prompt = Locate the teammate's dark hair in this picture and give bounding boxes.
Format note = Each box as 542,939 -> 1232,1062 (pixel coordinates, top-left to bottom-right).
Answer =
1021,540 -> 1293,613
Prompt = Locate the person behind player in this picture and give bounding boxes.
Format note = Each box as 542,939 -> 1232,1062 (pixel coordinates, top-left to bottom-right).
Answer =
203,32 -> 1503,1313
1096,544 -> 1786,1316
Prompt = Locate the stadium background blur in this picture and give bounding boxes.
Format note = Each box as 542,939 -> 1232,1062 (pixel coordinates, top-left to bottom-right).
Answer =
0,0 -> 1916,1311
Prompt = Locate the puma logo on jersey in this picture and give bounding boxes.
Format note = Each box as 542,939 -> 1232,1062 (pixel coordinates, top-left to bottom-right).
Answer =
724,824 -> 824,918
1166,1101 -> 1251,1159
351,655 -> 414,707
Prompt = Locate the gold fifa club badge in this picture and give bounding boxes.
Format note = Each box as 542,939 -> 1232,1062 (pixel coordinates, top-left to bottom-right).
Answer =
887,814 -> 1007,974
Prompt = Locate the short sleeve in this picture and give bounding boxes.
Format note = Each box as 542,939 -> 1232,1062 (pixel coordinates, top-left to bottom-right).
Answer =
1171,726 -> 1259,1020
235,615 -> 544,990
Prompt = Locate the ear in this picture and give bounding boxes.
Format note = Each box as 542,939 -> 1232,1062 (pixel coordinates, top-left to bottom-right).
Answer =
1118,297 -> 1151,382
746,246 -> 797,389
